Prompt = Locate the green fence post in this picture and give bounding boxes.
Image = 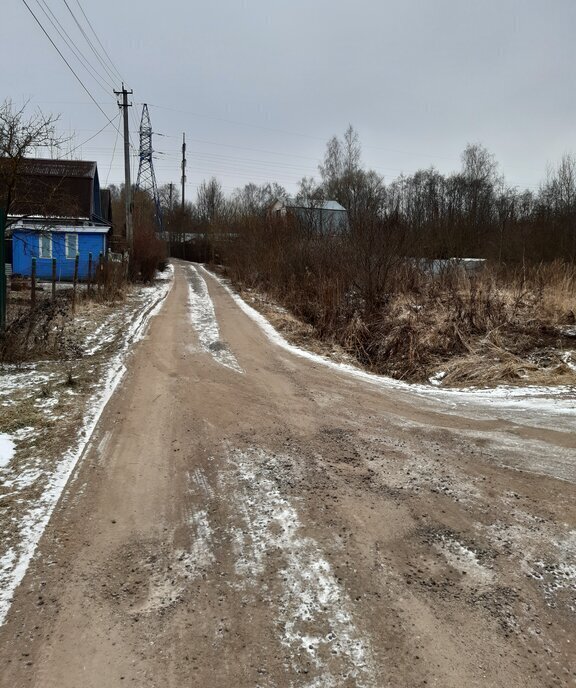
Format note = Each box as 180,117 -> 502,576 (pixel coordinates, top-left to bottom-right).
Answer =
0,208 -> 6,331
31,257 -> 36,308
88,252 -> 92,294
72,253 -> 79,312
51,258 -> 57,302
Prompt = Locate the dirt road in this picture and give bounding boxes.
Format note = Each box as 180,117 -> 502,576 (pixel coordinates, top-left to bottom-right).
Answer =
1,261 -> 575,688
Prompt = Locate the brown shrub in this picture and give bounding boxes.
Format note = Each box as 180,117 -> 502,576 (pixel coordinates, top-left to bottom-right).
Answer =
0,296 -> 79,364
131,227 -> 167,282
215,214 -> 576,386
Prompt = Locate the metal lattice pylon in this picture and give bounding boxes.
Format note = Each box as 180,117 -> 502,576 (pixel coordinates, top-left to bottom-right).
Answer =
135,103 -> 162,232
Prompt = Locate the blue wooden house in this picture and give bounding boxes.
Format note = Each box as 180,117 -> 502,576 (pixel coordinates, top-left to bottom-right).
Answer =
3,158 -> 111,281
12,224 -> 109,281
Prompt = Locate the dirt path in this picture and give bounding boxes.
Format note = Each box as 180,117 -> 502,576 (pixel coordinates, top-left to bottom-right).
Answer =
0,260 -> 575,688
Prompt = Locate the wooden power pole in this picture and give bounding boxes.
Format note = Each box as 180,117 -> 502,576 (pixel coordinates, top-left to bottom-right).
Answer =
181,133 -> 186,211
114,84 -> 133,251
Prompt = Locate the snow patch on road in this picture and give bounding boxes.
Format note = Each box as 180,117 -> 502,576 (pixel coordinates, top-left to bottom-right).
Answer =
0,273 -> 173,627
187,265 -> 243,373
484,517 -> 576,613
226,447 -> 378,687
529,560 -> 576,612
178,509 -> 216,577
434,536 -> 494,583
190,467 -> 215,500
526,531 -> 576,612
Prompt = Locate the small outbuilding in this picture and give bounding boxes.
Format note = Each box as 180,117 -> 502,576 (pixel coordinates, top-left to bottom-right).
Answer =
268,197 -> 348,234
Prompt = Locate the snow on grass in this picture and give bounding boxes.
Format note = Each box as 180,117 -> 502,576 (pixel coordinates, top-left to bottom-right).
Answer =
187,265 -> 242,373
201,266 -> 576,434
429,371 -> 446,386
0,434 -> 15,468
0,273 -> 173,627
225,446 -> 378,687
0,370 -> 52,397
83,319 -> 117,356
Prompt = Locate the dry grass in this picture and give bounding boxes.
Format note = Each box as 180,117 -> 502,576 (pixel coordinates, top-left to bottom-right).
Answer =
0,395 -> 53,434
439,343 -> 576,388
358,264 -> 576,385
1,263 -> 130,364
222,244 -> 576,387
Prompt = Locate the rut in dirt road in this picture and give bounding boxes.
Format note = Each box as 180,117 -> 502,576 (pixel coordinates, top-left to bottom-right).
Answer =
0,260 -> 574,688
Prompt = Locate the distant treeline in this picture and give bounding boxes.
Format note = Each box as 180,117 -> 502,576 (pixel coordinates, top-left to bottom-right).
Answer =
112,129 -> 576,383
112,126 -> 576,265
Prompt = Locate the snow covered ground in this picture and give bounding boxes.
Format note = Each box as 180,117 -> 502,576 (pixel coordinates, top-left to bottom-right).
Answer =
0,269 -> 173,625
0,435 -> 15,469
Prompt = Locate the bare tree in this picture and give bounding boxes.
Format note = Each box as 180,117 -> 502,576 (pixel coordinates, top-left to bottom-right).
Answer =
231,182 -> 287,218
0,99 -> 65,225
318,125 -> 386,227
318,124 -> 363,211
196,177 -> 226,224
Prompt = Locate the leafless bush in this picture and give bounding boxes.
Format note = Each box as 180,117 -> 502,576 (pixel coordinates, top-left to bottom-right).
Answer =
0,296 -> 80,364
216,211 -> 576,385
92,260 -> 127,302
131,227 -> 167,282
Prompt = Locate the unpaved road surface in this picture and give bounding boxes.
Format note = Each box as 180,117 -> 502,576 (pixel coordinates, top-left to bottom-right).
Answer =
1,261 -> 575,688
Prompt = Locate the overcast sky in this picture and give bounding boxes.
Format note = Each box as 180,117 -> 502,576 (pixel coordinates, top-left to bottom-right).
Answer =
5,0 -> 576,198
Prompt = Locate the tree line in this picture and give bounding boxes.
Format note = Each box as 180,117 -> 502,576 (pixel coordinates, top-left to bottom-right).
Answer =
116,125 -> 576,267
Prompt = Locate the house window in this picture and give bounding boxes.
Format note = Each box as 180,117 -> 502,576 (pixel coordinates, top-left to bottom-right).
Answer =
65,233 -> 79,259
39,233 -> 52,259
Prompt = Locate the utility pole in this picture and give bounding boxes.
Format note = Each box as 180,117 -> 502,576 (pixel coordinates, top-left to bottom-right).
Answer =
169,183 -> 174,211
114,84 -> 133,251
181,133 -> 186,211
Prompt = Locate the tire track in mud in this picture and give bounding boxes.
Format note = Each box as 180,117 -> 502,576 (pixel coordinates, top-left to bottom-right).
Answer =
177,444 -> 381,686
221,446 -> 379,688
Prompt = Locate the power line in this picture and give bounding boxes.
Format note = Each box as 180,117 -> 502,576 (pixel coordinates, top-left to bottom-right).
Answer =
20,0 -> 120,129
73,0 -> 124,82
154,134 -> 321,162
146,104 -> 462,164
105,117 -> 121,185
35,0 -> 114,94
61,0 -> 120,86
156,149 -> 315,172
147,103 -> 325,141
63,113 -> 120,157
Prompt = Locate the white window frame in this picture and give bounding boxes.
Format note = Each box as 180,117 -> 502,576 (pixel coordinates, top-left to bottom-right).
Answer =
39,233 -> 52,259
65,233 -> 79,260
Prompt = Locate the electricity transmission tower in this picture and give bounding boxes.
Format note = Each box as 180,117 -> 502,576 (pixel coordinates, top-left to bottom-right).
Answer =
135,103 -> 162,232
